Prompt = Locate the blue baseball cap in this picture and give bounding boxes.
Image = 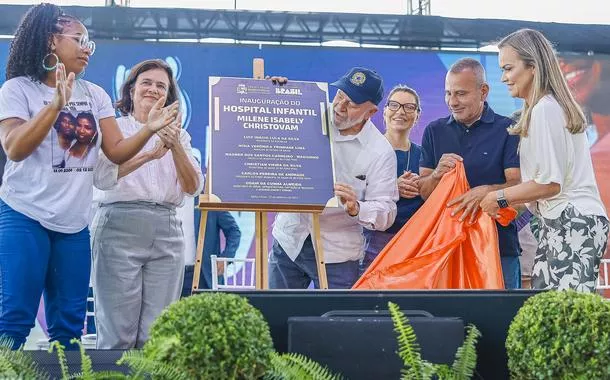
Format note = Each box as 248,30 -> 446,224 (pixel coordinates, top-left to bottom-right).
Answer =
330,67 -> 384,105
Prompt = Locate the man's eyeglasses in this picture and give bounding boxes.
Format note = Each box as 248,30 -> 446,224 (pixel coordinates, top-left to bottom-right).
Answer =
58,34 -> 96,55
386,100 -> 419,113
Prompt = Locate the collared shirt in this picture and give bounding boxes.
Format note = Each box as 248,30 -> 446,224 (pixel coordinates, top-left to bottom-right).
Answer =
272,119 -> 399,264
419,102 -> 521,256
93,115 -> 204,207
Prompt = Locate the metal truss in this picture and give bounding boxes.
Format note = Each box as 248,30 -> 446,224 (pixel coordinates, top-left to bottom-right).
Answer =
407,0 -> 431,16
1,5 -> 609,54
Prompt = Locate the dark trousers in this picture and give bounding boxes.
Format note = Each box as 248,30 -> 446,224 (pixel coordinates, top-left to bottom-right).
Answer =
269,236 -> 359,289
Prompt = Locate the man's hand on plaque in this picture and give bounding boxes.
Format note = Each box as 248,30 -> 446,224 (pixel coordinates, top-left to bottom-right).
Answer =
334,183 -> 360,217
266,76 -> 288,86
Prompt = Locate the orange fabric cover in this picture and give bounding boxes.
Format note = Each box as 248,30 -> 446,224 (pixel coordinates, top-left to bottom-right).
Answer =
353,161 -> 516,290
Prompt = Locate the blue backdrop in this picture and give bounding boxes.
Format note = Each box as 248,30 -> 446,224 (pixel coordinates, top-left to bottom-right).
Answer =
0,40 -> 523,269
0,40 -> 522,163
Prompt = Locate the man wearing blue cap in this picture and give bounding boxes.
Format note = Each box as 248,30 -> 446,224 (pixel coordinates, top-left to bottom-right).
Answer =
270,67 -> 399,289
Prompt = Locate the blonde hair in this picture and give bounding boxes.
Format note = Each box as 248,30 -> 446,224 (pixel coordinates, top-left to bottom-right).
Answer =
498,29 -> 585,137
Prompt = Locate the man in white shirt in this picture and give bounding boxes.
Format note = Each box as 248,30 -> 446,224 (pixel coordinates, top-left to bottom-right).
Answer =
270,67 -> 399,289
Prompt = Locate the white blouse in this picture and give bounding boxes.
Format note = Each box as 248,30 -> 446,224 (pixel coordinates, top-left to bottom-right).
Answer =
519,95 -> 607,220
93,115 -> 204,207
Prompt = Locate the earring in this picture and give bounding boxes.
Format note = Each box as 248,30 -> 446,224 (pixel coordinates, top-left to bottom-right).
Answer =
42,53 -> 59,71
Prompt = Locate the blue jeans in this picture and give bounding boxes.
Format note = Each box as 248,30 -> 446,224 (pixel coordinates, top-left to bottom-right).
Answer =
0,200 -> 90,349
501,256 -> 521,289
269,236 -> 360,289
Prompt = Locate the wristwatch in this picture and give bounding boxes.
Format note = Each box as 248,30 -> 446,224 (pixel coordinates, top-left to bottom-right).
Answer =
496,189 -> 509,209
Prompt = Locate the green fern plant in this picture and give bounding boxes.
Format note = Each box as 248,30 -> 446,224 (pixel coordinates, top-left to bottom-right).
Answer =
0,337 -> 49,380
388,302 -> 481,380
117,349 -> 189,380
48,341 -> 70,379
451,325 -> 481,380
263,352 -> 343,380
48,339 -> 192,380
49,340 -> 129,380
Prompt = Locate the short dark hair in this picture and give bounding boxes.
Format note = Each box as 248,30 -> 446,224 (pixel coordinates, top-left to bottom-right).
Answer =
448,58 -> 487,86
6,3 -> 80,82
115,59 -> 180,116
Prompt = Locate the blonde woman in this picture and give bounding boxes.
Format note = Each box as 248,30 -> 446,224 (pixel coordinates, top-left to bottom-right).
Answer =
480,29 -> 609,292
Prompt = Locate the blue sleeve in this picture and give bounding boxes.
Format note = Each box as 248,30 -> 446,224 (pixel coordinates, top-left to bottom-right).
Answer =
503,133 -> 520,169
419,124 -> 436,170
217,212 -> 241,258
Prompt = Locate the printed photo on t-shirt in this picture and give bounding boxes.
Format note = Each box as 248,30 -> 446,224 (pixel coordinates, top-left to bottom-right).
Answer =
51,110 -> 98,172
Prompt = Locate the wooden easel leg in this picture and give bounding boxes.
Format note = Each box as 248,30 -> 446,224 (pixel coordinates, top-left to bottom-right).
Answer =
192,210 -> 208,293
312,213 -> 328,289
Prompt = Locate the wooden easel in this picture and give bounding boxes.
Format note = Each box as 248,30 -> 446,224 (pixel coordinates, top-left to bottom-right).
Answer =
191,59 -> 329,292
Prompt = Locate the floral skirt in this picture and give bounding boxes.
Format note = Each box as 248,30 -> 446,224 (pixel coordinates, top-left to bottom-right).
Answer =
532,203 -> 609,292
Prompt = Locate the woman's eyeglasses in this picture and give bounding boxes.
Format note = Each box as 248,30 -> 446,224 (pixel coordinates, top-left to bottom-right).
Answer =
58,34 -> 96,55
386,100 -> 419,113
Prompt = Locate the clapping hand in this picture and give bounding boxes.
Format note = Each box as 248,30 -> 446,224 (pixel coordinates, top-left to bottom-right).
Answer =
147,140 -> 169,160
398,171 -> 420,198
145,97 -> 179,133
51,63 -> 75,111
156,112 -> 182,149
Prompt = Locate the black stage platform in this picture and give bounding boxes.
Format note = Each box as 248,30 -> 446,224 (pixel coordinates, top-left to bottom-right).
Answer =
227,290 -> 540,379
28,290 -> 538,379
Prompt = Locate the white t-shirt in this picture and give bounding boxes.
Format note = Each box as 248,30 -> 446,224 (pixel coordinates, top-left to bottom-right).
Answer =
0,76 -> 115,233
520,95 -> 608,220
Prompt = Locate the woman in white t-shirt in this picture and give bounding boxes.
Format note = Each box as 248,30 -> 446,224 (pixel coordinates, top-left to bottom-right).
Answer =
91,59 -> 203,349
0,4 -> 179,349
480,29 -> 609,292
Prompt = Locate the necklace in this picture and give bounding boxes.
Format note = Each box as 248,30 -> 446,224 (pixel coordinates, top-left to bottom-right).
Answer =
403,147 -> 411,174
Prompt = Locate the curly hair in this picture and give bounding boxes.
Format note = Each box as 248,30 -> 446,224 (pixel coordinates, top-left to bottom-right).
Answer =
6,3 -> 79,82
116,59 -> 180,116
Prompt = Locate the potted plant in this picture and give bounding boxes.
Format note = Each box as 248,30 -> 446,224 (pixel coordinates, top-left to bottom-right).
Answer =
506,290 -> 610,379
143,292 -> 275,379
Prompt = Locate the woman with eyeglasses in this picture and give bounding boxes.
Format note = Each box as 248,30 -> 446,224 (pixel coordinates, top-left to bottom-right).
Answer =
361,85 -> 425,273
0,3 -> 178,349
